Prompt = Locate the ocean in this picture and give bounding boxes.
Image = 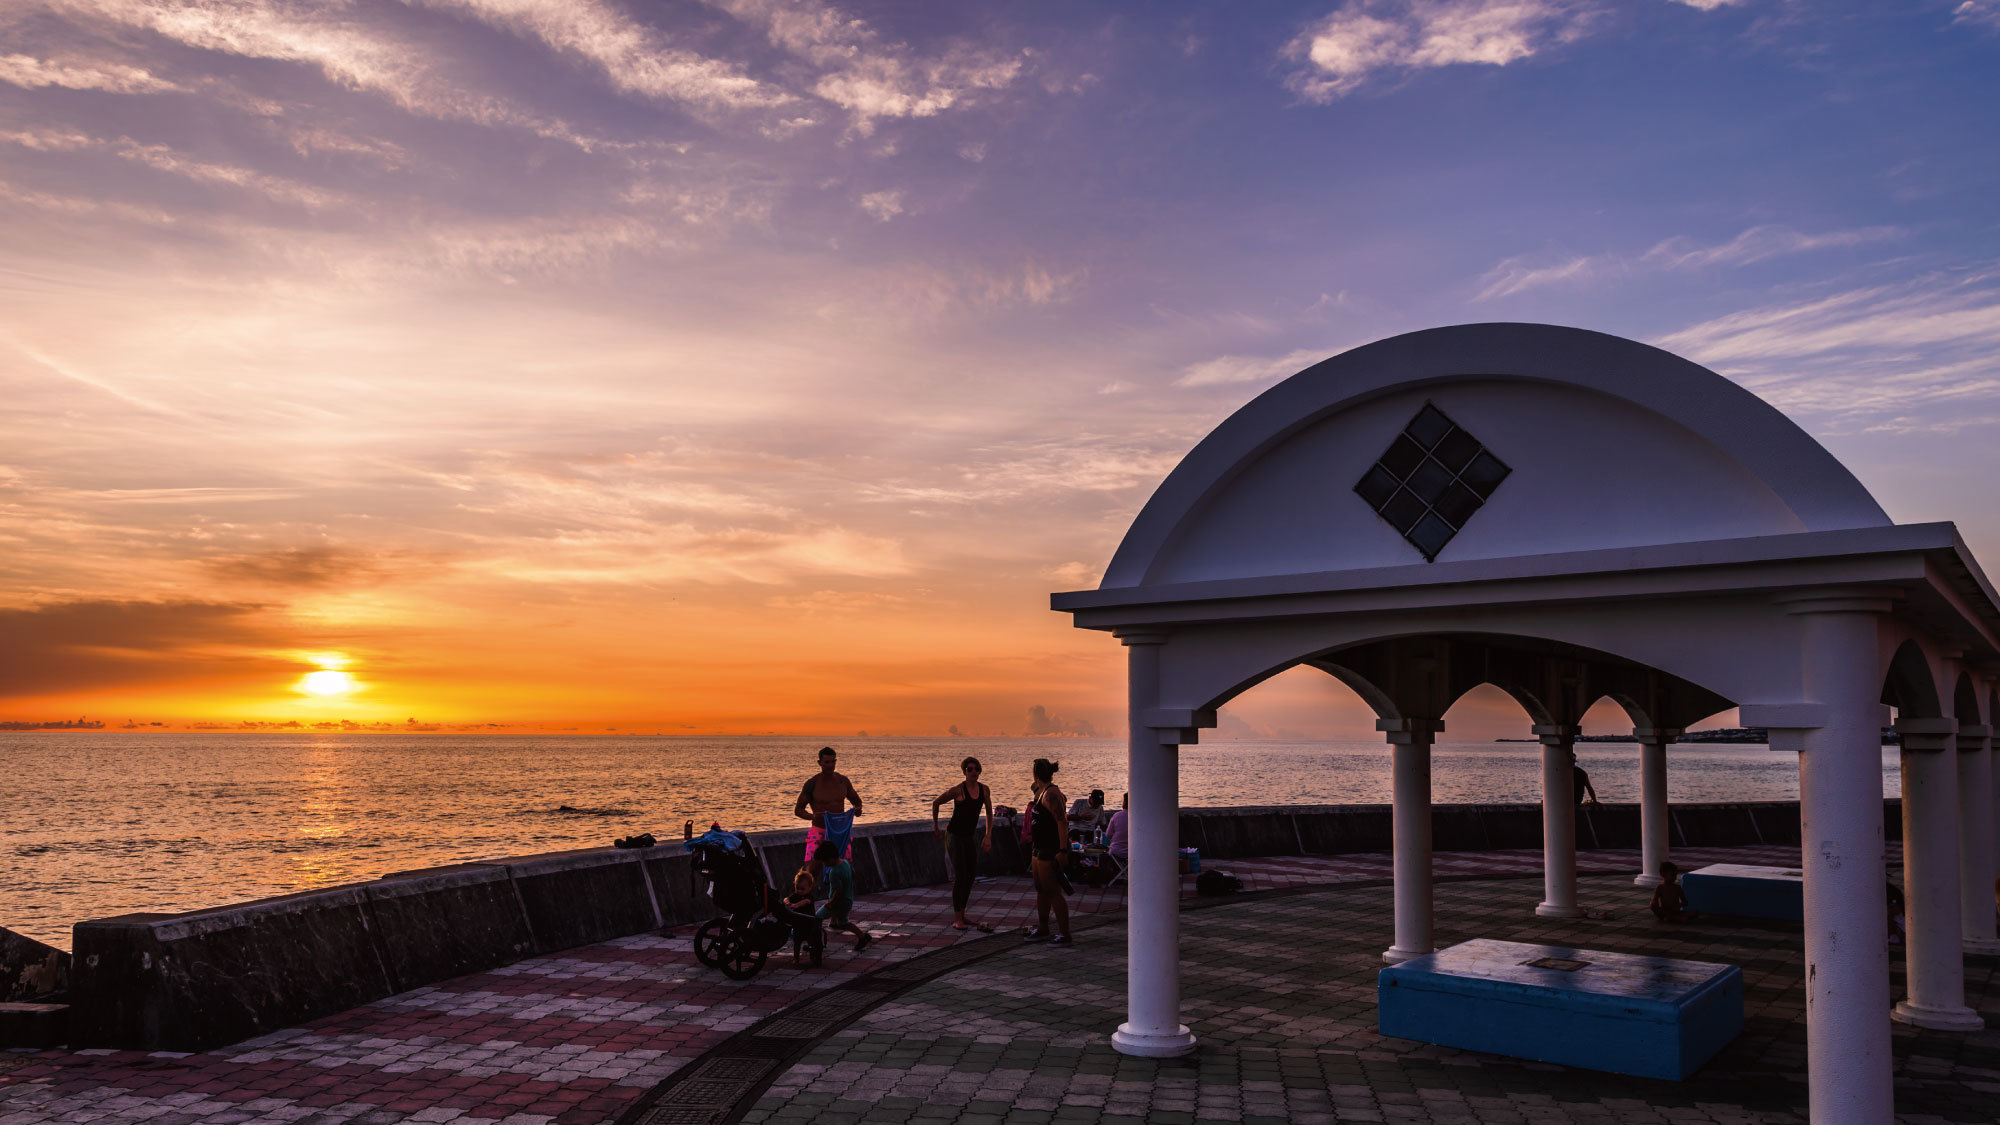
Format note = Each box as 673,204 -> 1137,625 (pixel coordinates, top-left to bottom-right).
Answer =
0,733 -> 1901,949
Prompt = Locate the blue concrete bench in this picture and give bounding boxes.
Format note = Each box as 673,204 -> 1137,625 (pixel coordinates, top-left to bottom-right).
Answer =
1681,863 -> 1804,921
1379,938 -> 1742,1080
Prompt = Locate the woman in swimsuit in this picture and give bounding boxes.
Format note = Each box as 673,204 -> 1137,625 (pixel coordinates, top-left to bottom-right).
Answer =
1024,758 -> 1072,946
932,756 -> 996,932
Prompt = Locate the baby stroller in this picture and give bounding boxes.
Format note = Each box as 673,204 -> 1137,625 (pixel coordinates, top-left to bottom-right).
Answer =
686,826 -> 822,979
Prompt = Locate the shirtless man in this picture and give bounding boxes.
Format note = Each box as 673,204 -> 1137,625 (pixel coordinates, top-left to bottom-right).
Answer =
795,746 -> 863,861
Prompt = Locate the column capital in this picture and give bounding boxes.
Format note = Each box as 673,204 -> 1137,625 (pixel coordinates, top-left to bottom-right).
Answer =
1957,724 -> 1992,744
1532,723 -> 1580,747
1774,587 -> 1900,616
1737,703 -> 1826,750
1632,727 -> 1683,744
1375,717 -> 1444,744
1115,629 -> 1168,647
1897,717 -> 1957,752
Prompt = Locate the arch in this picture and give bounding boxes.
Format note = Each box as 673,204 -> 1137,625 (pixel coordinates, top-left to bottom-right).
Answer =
1103,323 -> 1890,588
1882,639 -> 1944,719
1310,661 -> 1401,721
1952,672 -> 1982,726
1588,692 -> 1653,731
1193,630 -> 1731,732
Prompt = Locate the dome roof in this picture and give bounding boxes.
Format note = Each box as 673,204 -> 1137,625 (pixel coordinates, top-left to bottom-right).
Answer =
1105,323 -> 1890,589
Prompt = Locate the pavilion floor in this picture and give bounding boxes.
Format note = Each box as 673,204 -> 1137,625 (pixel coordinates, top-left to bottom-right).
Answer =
8,843 -> 1981,1125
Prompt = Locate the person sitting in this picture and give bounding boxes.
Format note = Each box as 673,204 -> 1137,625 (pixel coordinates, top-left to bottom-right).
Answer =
784,864 -> 819,963
1105,792 -> 1129,860
810,840 -> 871,952
1649,861 -> 1694,923
1068,788 -> 1102,827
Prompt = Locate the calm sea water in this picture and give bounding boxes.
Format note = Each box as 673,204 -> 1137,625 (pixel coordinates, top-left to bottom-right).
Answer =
0,733 -> 1901,949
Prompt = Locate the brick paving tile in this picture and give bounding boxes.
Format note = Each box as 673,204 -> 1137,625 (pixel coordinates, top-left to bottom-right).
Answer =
749,859 -> 1992,1125
1,843 -> 1921,1124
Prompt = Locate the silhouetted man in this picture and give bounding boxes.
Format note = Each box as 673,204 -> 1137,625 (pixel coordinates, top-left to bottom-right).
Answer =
1573,763 -> 1598,806
795,745 -> 862,861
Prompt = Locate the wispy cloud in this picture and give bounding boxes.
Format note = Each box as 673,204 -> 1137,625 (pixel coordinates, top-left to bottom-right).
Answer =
859,189 -> 903,221
1656,269 -> 2000,424
1174,346 -> 1341,388
1282,0 -> 1601,101
0,52 -> 183,94
1,127 -> 345,209
417,0 -> 791,110
1641,225 -> 1900,270
50,0 -> 602,145
1474,254 -> 1602,300
1475,224 -> 1903,300
1281,0 -> 1757,99
707,0 -> 1025,134
1954,1 -> 2000,31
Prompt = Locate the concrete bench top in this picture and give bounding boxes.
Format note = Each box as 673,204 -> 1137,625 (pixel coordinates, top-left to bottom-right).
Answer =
1686,863 -> 1802,881
1385,938 -> 1739,1020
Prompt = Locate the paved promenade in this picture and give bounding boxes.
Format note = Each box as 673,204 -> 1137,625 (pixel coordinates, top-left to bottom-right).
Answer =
4,843 -> 1959,1125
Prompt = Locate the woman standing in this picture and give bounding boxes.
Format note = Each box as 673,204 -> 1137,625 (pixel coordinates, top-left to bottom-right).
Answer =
932,756 -> 996,932
1025,757 -> 1072,946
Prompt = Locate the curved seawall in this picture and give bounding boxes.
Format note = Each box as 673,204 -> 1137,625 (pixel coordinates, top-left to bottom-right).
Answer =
63,798 -> 1892,1052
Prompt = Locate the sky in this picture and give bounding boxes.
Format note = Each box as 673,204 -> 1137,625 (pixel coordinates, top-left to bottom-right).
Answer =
2,0 -> 1997,737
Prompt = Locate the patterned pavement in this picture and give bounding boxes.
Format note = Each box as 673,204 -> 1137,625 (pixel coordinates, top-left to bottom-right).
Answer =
0,844 -> 1904,1124
745,859 -> 1995,1125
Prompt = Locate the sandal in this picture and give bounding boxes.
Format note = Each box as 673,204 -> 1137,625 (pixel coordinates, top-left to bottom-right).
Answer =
951,922 -> 970,932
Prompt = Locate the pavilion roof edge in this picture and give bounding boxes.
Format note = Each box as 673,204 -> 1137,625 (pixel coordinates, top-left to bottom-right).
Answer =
1051,522 -> 1963,614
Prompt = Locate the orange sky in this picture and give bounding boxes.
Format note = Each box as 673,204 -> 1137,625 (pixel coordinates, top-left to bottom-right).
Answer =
4,1 -> 1997,739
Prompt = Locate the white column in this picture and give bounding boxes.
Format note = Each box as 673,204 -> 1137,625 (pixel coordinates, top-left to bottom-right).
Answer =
1634,727 -> 1680,887
1111,632 -> 1196,1058
1535,724 -> 1582,919
1958,723 -> 2000,954
1381,717 -> 1441,963
1893,718 -> 1982,1031
1769,596 -> 1893,1124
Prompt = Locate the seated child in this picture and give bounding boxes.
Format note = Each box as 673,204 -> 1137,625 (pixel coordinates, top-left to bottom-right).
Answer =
785,864 -> 818,963
1650,861 -> 1694,923
810,840 -> 872,952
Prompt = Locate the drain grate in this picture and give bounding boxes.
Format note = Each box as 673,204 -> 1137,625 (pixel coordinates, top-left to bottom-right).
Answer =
755,1017 -> 837,1039
636,1106 -> 730,1125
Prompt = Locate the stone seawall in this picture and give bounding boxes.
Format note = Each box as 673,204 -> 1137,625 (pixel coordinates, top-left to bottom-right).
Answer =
66,799 -> 1898,1052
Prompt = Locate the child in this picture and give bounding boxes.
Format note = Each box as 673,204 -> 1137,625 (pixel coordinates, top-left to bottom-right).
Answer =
810,840 -> 872,952
1650,861 -> 1694,923
785,864 -> 819,964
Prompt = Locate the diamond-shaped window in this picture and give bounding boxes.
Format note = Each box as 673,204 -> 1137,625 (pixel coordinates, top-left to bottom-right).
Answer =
1352,403 -> 1510,560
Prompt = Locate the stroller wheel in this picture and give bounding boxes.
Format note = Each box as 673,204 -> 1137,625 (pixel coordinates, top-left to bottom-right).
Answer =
718,932 -> 767,980
693,917 -> 728,967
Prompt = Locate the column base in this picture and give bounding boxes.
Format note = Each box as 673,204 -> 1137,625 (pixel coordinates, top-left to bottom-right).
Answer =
1891,1000 -> 1985,1032
1112,1023 -> 1198,1057
1633,874 -> 1663,888
1536,902 -> 1583,919
1382,945 -> 1433,965
1961,936 -> 2000,956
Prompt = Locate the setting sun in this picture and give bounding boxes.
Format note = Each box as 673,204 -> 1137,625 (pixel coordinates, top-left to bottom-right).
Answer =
299,670 -> 358,697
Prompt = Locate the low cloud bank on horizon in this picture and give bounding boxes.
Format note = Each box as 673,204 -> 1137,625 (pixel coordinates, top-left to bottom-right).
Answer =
1,0 -> 1995,737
